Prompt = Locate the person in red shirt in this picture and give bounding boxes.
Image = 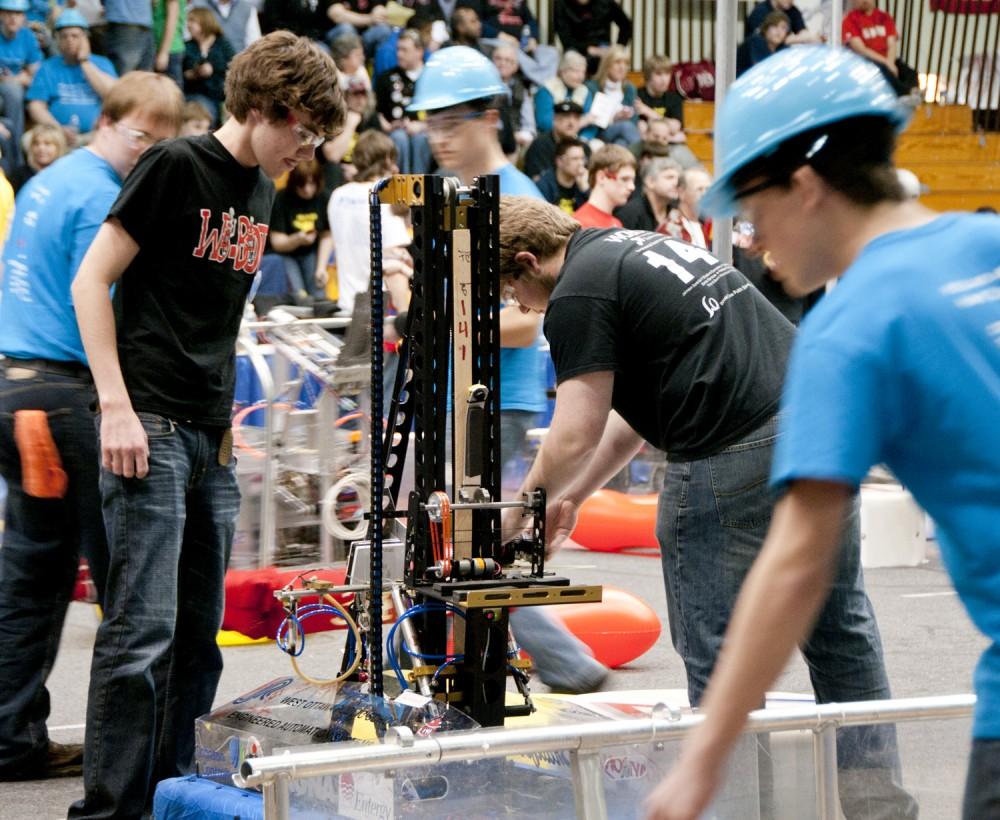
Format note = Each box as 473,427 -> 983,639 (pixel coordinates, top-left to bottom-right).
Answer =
573,143 -> 635,228
842,0 -> 918,95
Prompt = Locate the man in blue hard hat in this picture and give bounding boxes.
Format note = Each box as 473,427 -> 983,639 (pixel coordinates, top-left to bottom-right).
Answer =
408,45 -> 610,695
0,0 -> 41,167
646,45 -> 1000,820
26,9 -> 117,147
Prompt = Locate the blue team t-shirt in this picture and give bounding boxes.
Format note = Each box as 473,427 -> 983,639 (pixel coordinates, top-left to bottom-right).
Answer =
771,213 -> 1000,737
496,163 -> 547,413
27,54 -> 118,132
0,27 -> 42,75
0,148 -> 123,363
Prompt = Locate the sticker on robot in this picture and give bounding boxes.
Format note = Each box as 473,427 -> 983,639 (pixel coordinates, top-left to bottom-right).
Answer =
338,771 -> 394,820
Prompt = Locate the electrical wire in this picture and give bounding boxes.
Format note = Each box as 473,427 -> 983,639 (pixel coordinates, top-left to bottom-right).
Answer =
275,592 -> 364,686
321,472 -> 371,541
384,603 -> 466,690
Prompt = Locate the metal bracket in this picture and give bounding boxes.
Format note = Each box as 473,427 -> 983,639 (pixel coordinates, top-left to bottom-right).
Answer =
459,584 -> 602,609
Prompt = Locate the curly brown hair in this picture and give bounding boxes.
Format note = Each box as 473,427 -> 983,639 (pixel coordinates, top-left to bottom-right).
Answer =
225,31 -> 345,137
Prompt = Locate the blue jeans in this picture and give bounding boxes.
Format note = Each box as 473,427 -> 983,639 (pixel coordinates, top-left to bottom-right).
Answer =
963,738 -> 1000,819
0,363 -> 106,776
70,414 -> 239,820
105,23 -> 155,74
161,52 -> 183,89
599,119 -> 642,148
658,415 -> 917,819
282,251 -> 317,298
0,78 -> 25,165
388,128 -> 432,174
510,606 -> 606,693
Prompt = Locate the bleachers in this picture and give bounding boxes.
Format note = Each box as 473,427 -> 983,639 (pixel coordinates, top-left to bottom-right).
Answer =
680,101 -> 1000,212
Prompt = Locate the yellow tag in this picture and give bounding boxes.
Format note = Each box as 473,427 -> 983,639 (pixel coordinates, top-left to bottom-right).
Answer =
351,713 -> 378,741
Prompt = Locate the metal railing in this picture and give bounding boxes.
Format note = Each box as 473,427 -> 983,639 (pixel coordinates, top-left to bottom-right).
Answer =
234,693 -> 976,820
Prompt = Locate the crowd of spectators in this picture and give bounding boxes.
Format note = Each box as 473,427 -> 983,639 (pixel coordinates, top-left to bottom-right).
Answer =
0,0 -> 910,322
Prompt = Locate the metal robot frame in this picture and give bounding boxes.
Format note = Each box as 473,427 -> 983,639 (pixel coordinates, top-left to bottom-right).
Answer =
273,174 -> 600,728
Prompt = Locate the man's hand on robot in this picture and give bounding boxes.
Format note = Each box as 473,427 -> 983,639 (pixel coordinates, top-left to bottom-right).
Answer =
500,505 -> 532,547
544,497 -> 581,560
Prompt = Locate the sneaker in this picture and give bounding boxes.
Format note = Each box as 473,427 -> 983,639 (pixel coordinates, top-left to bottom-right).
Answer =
544,662 -> 610,696
0,741 -> 84,781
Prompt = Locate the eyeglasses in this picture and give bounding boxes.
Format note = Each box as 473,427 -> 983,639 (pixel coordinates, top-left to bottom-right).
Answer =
732,134 -> 830,207
425,110 -> 483,138
286,114 -> 326,148
115,123 -> 158,147
732,176 -> 783,204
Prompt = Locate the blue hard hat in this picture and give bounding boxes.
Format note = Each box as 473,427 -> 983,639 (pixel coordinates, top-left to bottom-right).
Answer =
407,46 -> 507,113
54,8 -> 89,29
0,0 -> 30,12
701,45 -> 911,217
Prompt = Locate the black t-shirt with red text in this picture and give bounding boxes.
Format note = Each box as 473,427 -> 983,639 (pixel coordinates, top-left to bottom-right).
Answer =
109,134 -> 274,427
543,228 -> 794,460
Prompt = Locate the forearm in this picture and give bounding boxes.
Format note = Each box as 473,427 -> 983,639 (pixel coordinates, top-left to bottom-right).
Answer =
562,411 -> 643,503
314,234 -> 333,276
267,230 -> 301,253
886,37 -> 898,65
73,275 -> 131,411
847,37 -> 889,66
329,5 -> 369,26
81,62 -> 116,97
518,427 -> 599,504
514,374 -> 613,502
71,220 -> 140,411
159,0 -> 179,59
28,100 -> 59,128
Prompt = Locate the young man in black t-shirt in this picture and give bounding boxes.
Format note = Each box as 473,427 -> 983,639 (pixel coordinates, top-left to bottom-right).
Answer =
634,54 -> 685,127
69,32 -> 344,820
535,137 -> 589,214
497,196 -> 908,815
